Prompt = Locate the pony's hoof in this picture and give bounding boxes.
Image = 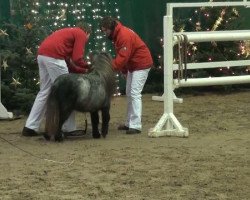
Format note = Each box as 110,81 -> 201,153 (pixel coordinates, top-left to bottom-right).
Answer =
55,137 -> 64,142
43,133 -> 51,141
55,134 -> 64,142
92,134 -> 101,139
101,133 -> 107,138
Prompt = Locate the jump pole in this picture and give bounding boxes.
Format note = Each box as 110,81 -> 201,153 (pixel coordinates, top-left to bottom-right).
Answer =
149,1 -> 250,138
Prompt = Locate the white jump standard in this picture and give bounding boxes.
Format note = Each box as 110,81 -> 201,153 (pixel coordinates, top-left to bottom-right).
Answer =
149,1 -> 250,138
0,55 -> 13,120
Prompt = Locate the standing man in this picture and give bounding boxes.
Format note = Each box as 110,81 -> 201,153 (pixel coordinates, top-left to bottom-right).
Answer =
22,22 -> 92,136
100,16 -> 153,134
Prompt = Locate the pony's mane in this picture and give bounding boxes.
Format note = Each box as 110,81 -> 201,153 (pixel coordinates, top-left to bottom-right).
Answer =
90,52 -> 116,97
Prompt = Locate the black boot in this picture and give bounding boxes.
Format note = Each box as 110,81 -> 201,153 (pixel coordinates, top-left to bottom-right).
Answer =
22,127 -> 39,136
126,128 -> 141,134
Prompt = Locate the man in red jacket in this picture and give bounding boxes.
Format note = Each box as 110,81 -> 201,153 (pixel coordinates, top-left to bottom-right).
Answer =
22,22 -> 92,136
100,16 -> 153,134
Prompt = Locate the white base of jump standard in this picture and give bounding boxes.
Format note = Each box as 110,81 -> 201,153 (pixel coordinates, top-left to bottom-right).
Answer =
0,102 -> 13,119
148,113 -> 188,138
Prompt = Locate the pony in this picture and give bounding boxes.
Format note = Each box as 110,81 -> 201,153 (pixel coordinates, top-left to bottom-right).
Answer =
44,52 -> 116,141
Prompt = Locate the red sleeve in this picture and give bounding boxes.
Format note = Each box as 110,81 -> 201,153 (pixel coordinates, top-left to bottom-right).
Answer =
66,57 -> 89,74
71,28 -> 88,68
112,36 -> 132,71
112,60 -> 127,74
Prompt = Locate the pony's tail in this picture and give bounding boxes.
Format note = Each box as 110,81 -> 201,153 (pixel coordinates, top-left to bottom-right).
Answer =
45,87 -> 59,140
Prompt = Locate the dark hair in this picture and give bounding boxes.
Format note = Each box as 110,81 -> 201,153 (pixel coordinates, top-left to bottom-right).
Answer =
76,22 -> 92,34
99,16 -> 118,31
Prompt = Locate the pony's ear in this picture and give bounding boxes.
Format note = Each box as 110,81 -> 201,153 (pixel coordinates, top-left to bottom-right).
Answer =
107,53 -> 112,61
88,51 -> 99,63
100,52 -> 112,61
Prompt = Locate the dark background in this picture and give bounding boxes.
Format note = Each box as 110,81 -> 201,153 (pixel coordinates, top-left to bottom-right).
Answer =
118,0 -> 250,59
1,0 -> 250,61
1,0 -> 250,112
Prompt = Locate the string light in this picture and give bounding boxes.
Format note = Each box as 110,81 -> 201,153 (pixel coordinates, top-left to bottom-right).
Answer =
27,0 -> 122,96
157,5 -> 248,79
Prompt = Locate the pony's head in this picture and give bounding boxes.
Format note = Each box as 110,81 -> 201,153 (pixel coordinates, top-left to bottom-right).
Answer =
90,51 -> 116,97
89,51 -> 112,67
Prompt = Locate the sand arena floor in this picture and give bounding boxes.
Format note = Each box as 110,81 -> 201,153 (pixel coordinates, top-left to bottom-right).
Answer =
0,92 -> 249,200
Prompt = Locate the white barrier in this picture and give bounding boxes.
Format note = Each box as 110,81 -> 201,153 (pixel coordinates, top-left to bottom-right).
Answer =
149,1 -> 250,138
0,103 -> 13,119
0,56 -> 13,120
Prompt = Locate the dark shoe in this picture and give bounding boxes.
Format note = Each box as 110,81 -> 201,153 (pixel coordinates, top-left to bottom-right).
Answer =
126,128 -> 141,134
22,127 -> 39,136
117,124 -> 129,131
92,133 -> 101,139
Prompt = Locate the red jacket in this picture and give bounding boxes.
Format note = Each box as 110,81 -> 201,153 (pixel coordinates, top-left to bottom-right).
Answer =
65,58 -> 88,73
111,22 -> 153,73
38,27 -> 89,73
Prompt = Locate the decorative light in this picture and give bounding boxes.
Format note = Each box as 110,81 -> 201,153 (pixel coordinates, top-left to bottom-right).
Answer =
25,0 -> 122,95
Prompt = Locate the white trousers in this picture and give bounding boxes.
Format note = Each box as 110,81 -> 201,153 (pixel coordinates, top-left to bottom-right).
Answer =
125,68 -> 150,130
25,55 -> 76,132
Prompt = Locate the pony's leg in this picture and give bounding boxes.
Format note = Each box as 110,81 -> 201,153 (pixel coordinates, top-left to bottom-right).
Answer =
54,121 -> 64,142
90,111 -> 101,139
101,106 -> 110,138
54,108 -> 73,142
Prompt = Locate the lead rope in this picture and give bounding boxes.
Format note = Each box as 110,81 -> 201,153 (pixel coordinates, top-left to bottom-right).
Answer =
182,34 -> 188,81
0,135 -> 74,166
84,113 -> 88,134
0,114 -> 88,165
177,35 -> 183,82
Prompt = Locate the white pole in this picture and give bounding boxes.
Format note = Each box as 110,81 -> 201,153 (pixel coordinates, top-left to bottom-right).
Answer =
164,15 -> 173,115
174,75 -> 250,87
169,1 -> 250,8
173,60 -> 250,70
174,30 -> 250,43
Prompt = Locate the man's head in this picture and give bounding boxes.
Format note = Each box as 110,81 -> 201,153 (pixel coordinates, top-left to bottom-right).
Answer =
100,16 -> 118,39
76,22 -> 92,39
